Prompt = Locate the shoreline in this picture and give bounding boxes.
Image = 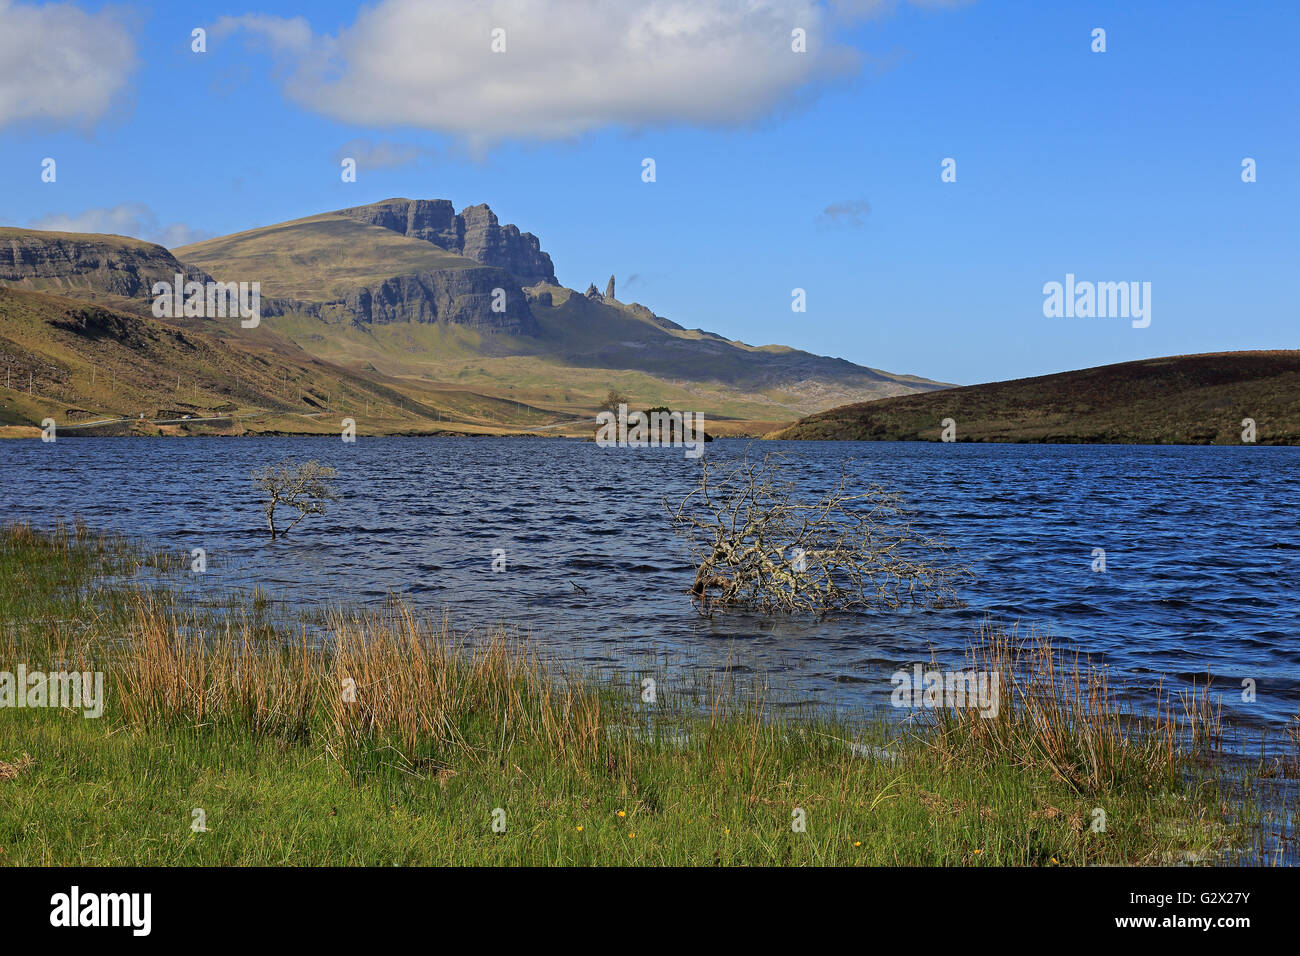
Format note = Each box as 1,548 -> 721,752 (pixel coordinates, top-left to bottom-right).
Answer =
6,426 -> 1300,445
2,520 -> 1288,866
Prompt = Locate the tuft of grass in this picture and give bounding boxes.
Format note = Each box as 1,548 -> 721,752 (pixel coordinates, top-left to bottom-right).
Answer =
0,521 -> 1277,866
925,627 -> 1224,796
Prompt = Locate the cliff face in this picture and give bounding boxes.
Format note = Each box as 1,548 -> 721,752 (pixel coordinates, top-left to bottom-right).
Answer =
337,199 -> 556,286
337,198 -> 462,248
340,267 -> 537,335
0,230 -> 207,299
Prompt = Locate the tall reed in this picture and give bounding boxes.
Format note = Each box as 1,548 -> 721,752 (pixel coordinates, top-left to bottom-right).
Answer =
925,625 -> 1222,794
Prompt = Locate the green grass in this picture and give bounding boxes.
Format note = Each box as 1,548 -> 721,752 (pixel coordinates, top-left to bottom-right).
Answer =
0,704 -> 1232,866
0,521 -> 1264,866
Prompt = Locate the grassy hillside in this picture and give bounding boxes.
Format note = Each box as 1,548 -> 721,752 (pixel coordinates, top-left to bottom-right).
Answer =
525,284 -> 925,396
257,280 -> 939,423
0,225 -> 162,255
772,351 -> 1300,444
0,287 -> 542,436
0,286 -> 774,437
175,213 -> 482,302
172,199 -> 949,416
263,310 -> 779,421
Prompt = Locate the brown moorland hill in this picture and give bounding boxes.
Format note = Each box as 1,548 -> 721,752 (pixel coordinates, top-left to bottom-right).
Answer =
771,352 -> 1300,445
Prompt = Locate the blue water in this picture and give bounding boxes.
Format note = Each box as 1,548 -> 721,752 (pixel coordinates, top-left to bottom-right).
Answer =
2,437 -> 1297,738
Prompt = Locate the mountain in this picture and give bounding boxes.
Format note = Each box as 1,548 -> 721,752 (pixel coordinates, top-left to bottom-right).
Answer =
771,352 -> 1300,444
1,199 -> 947,434
173,199 -> 946,413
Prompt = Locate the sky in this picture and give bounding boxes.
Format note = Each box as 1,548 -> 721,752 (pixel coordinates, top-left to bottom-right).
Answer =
1,0 -> 1296,385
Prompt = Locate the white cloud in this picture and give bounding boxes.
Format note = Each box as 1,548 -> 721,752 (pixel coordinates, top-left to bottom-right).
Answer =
214,0 -> 861,145
27,203 -> 213,248
0,0 -> 137,128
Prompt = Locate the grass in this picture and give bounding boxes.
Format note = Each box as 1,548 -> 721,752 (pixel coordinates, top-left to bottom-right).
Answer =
0,520 -> 1279,866
927,627 -> 1223,795
175,214 -> 481,303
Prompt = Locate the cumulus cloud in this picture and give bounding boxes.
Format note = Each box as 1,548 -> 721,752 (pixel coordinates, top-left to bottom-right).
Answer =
213,0 -> 861,145
817,199 -> 870,228
27,204 -> 214,249
0,0 -> 137,128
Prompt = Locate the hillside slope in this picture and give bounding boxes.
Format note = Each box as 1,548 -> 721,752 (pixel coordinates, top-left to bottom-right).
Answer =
0,286 -> 535,436
175,198 -> 947,417
2,201 -> 948,431
772,352 -> 1300,444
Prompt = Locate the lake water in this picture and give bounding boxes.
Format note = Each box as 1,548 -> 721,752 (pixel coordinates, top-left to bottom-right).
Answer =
2,437 -> 1297,740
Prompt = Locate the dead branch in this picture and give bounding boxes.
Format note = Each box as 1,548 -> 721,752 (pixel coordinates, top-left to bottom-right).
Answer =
667,453 -> 969,615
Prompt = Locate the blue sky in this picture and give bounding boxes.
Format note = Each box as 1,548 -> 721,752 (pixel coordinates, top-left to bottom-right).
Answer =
1,0 -> 1295,385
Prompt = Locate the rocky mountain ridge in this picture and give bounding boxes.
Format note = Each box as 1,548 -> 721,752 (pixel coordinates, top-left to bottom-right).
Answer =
336,198 -> 556,286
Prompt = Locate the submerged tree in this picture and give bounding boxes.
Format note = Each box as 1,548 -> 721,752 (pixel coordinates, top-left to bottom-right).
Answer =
668,454 -> 968,614
252,459 -> 340,539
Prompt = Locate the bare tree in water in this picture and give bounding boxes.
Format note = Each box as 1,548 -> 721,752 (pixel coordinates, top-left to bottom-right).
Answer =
252,460 -> 340,539
668,454 -> 968,615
